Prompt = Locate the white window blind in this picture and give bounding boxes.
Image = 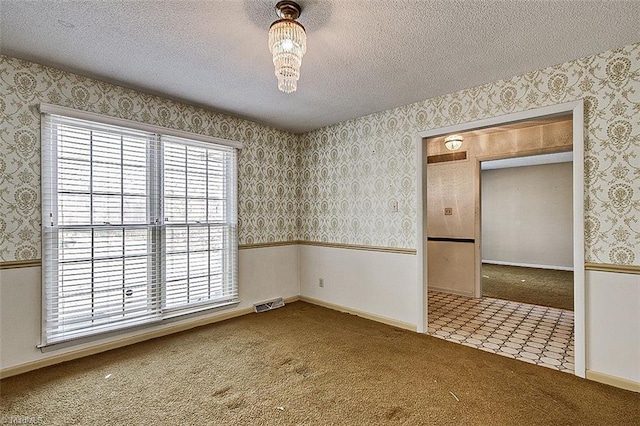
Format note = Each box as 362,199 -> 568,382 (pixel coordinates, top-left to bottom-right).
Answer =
41,113 -> 238,346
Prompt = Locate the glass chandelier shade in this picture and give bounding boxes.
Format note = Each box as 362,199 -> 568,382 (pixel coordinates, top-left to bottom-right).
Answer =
444,134 -> 464,151
268,3 -> 306,93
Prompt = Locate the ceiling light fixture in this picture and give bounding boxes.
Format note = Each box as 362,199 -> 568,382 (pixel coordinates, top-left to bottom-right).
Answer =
268,1 -> 306,93
444,134 -> 464,151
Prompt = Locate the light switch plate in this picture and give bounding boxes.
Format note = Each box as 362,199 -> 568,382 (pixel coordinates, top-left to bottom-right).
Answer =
444,207 -> 453,215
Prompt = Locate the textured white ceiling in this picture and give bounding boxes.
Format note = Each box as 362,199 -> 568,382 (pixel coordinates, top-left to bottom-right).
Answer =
1,1 -> 638,133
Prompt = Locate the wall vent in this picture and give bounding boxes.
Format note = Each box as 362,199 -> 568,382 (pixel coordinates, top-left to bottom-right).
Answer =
254,297 -> 285,313
427,151 -> 467,164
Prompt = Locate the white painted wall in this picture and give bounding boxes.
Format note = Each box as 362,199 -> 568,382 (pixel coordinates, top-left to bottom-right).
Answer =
586,270 -> 640,383
299,245 -> 417,327
0,245 -> 299,371
3,243 -> 639,388
481,162 -> 573,269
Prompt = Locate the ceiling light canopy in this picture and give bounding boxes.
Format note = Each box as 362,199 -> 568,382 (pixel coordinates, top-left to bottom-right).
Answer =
444,134 -> 464,151
268,1 -> 306,94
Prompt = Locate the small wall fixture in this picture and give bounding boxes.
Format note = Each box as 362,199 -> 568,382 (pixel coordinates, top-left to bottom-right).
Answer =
444,134 -> 464,151
268,1 -> 307,93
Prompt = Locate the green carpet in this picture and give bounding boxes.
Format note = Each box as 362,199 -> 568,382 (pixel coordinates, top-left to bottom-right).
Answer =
482,263 -> 574,311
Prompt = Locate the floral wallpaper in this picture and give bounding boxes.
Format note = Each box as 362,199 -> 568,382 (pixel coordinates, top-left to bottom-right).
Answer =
0,56 -> 299,262
299,42 -> 640,265
2,41 -> 639,266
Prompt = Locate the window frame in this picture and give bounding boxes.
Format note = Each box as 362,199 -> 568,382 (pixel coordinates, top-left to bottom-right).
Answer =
40,103 -> 242,348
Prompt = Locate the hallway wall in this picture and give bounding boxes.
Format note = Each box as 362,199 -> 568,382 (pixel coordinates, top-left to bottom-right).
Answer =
482,162 -> 573,269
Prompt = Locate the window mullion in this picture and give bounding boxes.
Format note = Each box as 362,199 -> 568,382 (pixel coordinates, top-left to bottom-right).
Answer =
150,134 -> 164,315
121,135 -> 125,317
206,150 -> 211,300
185,146 -> 190,304
90,130 -> 95,323
224,152 -> 231,297
159,136 -> 166,313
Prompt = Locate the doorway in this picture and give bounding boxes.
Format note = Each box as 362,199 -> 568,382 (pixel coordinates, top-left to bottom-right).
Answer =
480,154 -> 574,312
415,101 -> 585,377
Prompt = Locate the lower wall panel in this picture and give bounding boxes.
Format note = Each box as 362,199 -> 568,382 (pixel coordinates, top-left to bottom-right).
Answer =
300,245 -> 639,388
585,270 -> 639,384
0,245 -> 300,374
300,296 -> 417,331
299,245 -> 417,327
2,243 -> 639,391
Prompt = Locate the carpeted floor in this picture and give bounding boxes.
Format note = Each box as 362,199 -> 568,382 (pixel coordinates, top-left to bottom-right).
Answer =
482,264 -> 574,311
1,302 -> 637,425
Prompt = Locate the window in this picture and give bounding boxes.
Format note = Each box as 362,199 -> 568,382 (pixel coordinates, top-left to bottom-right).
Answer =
41,107 -> 239,346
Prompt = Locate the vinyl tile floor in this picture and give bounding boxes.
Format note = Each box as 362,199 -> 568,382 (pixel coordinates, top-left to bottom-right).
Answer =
428,291 -> 575,373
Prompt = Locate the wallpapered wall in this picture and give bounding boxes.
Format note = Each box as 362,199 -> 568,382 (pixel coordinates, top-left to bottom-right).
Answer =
2,42 -> 639,265
299,42 -> 640,265
0,56 -> 299,262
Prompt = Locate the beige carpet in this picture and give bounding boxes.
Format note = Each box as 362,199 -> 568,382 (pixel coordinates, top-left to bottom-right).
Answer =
1,302 -> 637,425
482,264 -> 574,311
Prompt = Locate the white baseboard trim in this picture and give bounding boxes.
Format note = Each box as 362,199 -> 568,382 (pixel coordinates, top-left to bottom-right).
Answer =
428,286 -> 475,298
299,296 -> 417,332
1,296 -> 300,379
586,370 -> 640,393
482,260 -> 574,271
